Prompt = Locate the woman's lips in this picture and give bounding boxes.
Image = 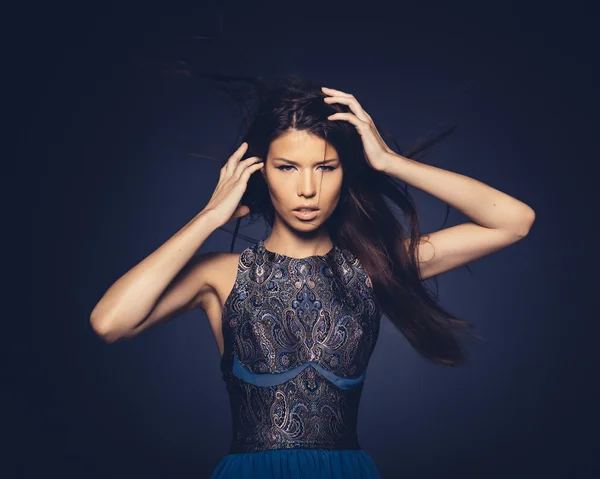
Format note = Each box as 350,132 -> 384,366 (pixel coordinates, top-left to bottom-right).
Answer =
293,209 -> 319,220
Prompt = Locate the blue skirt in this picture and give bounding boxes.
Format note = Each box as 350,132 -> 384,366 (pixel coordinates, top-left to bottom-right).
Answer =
210,448 -> 382,479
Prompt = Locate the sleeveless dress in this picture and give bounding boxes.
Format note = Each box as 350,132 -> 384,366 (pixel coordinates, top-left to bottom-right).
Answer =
210,239 -> 383,479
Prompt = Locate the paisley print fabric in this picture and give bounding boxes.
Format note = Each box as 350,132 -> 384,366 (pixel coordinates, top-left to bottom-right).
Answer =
218,239 -> 382,454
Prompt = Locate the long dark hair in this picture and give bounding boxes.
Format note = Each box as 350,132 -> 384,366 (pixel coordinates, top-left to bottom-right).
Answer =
175,69 -> 483,366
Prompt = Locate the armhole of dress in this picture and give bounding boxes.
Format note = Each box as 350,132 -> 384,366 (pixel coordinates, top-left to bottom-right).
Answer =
220,247 -> 251,371
221,250 -> 246,325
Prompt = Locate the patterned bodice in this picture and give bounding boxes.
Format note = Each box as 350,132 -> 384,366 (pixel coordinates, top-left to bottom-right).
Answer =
219,239 -> 382,454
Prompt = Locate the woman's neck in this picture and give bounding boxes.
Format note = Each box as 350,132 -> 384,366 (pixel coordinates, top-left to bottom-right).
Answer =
263,230 -> 333,258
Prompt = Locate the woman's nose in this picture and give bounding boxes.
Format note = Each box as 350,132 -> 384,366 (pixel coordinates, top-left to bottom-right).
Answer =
297,169 -> 317,197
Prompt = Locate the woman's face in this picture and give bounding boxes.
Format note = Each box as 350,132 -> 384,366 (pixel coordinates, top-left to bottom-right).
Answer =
261,129 -> 343,231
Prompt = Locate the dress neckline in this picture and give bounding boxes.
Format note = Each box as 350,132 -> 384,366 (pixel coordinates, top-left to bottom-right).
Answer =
257,239 -> 338,261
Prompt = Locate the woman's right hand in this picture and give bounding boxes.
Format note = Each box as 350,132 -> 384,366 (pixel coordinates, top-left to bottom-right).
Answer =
202,142 -> 264,227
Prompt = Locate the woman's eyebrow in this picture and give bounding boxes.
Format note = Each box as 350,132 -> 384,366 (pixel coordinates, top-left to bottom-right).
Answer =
272,157 -> 339,165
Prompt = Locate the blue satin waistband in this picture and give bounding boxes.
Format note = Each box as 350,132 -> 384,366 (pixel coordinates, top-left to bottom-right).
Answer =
232,353 -> 366,390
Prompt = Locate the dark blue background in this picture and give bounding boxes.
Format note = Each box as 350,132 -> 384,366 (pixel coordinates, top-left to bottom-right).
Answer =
23,1 -> 597,478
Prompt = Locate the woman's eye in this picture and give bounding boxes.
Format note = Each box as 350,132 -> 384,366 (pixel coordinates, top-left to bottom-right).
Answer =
276,166 -> 336,171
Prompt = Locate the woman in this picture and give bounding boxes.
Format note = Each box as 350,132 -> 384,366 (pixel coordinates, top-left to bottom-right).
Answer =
90,75 -> 535,478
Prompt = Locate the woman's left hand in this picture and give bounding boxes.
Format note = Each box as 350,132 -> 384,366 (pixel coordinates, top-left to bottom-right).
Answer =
322,86 -> 395,173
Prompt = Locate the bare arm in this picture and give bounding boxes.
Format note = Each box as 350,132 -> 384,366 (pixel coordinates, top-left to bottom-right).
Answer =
89,141 -> 264,343
386,153 -> 535,280
89,209 -> 222,343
